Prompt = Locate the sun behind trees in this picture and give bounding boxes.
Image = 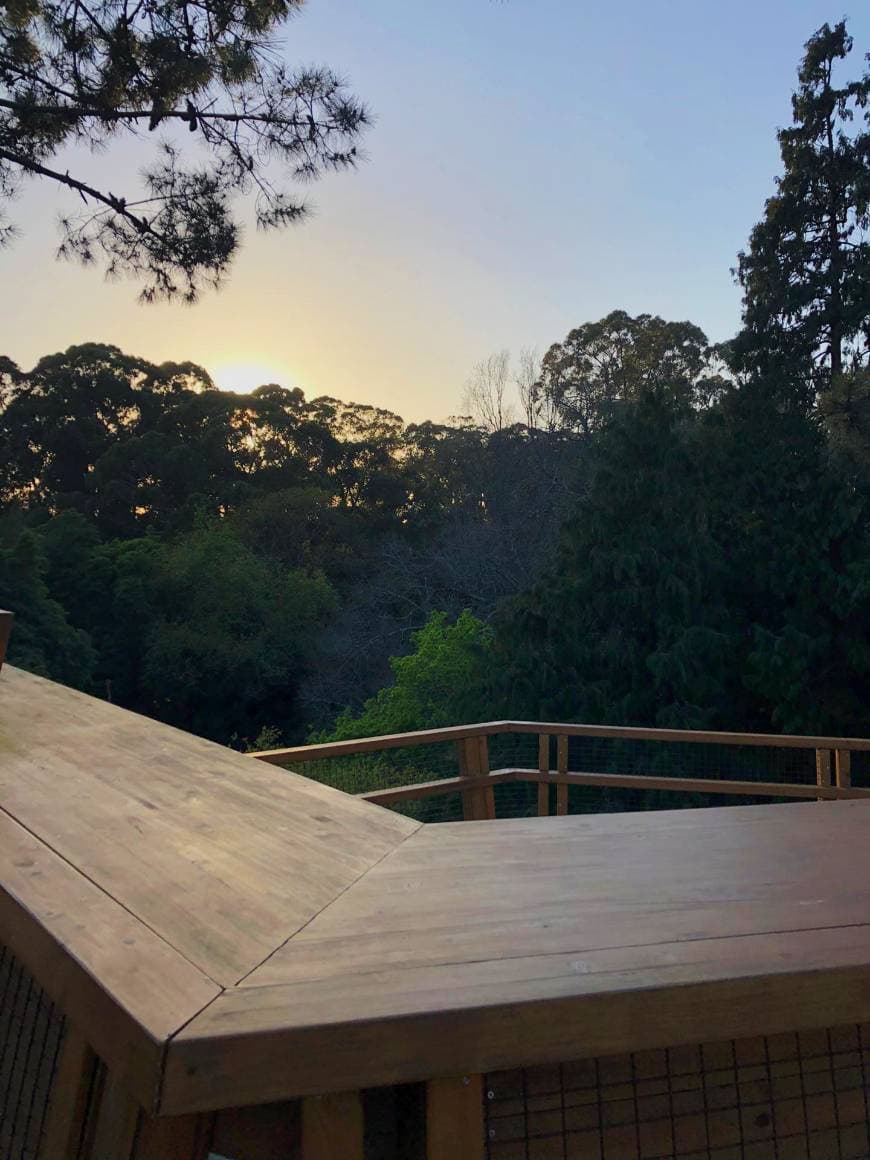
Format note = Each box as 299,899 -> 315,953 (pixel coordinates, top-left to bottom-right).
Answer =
0,0 -> 368,300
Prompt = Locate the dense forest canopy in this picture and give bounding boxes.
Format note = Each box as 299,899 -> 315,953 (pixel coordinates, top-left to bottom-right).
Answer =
3,20 -> 870,747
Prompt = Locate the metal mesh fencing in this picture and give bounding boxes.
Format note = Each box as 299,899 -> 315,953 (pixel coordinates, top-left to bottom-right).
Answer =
279,730 -> 870,824
0,940 -> 66,1160
485,1023 -> 870,1159
286,740 -> 464,823
557,736 -> 823,815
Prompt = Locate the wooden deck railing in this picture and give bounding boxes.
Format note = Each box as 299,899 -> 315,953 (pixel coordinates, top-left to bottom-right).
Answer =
0,610 -> 12,672
251,720 -> 870,820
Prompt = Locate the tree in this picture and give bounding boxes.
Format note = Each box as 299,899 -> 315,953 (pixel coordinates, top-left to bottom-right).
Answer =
463,351 -> 516,433
0,0 -> 368,300
106,522 -> 337,741
318,610 -> 495,740
493,396 -> 732,729
537,311 -> 717,434
733,22 -> 870,401
0,509 -> 96,686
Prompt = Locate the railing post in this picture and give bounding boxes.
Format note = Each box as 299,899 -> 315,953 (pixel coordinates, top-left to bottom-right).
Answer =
835,749 -> 851,789
537,734 -> 550,816
556,735 -> 569,815
40,1027 -> 98,1160
0,609 -> 12,672
457,736 -> 495,821
816,749 -> 832,800
426,1074 -> 484,1160
301,1090 -> 364,1160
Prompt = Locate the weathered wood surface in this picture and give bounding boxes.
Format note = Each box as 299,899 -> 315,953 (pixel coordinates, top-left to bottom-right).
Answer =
5,664 -> 870,1120
242,801 -> 870,985
166,926 -> 870,1111
0,665 -> 418,987
167,801 -> 870,1110
0,809 -> 219,1108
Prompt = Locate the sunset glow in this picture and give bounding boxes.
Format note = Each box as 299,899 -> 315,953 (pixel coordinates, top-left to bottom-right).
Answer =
210,360 -> 298,395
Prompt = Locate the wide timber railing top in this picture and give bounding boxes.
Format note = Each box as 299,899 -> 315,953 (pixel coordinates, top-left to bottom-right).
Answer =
251,719 -> 870,822
6,664 -> 870,1158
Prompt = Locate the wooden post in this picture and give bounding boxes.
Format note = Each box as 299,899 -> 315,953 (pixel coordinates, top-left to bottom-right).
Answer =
556,734 -> 569,815
458,737 -> 495,821
0,609 -> 12,672
478,736 -> 495,819
40,1027 -> 98,1160
835,749 -> 851,789
89,1070 -> 140,1160
538,734 -> 550,817
816,749 -> 832,801
301,1090 -> 364,1160
426,1074 -> 484,1160
133,1113 -> 214,1160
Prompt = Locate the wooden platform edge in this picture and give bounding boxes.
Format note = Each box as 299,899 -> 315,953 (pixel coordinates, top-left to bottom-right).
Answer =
158,955 -> 870,1114
0,809 -> 223,1113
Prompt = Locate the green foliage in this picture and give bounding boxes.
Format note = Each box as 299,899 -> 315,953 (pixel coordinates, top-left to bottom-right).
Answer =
116,523 -> 336,739
1,0 -> 368,299
537,310 -> 722,434
733,22 -> 870,399
318,611 -> 494,741
494,379 -> 870,738
5,21 -> 870,757
0,510 -> 95,686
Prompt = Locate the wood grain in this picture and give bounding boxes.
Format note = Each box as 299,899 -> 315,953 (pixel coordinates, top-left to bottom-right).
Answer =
0,808 -> 220,1109
0,665 -> 417,986
243,801 -> 870,987
164,925 -> 870,1111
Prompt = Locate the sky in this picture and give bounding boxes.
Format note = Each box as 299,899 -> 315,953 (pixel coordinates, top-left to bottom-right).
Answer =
3,0 -> 870,421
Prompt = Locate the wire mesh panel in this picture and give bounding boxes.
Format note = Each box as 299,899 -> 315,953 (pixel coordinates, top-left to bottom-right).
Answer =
484,1023 -> 870,1159
277,728 -> 870,824
489,734 -> 544,820
0,940 -> 66,1160
287,741 -> 466,823
562,735 -> 821,814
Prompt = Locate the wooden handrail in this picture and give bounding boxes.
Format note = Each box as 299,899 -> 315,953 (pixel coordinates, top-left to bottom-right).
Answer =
354,767 -> 870,806
251,721 -> 513,764
252,718 -> 870,822
251,718 -> 870,764
508,768 -> 870,802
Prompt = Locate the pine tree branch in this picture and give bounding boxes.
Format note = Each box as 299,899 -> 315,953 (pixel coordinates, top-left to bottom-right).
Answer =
0,96 -> 338,131
0,146 -> 152,233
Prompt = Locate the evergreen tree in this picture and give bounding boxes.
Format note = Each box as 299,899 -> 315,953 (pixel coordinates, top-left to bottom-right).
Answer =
0,0 -> 368,299
733,22 -> 870,402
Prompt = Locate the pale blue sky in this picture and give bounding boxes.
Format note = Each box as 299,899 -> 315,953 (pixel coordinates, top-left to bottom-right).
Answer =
2,1 -> 868,419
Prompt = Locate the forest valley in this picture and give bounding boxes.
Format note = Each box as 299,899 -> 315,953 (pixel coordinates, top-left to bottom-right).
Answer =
3,21 -> 870,750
